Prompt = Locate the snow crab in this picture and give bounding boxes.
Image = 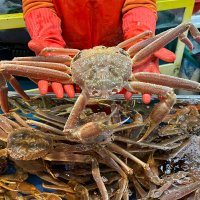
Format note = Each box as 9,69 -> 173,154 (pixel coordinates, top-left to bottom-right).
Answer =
0,99 -> 200,199
0,22 -> 200,142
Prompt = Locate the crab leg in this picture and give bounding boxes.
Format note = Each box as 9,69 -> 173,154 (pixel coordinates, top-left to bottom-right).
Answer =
3,74 -> 30,101
106,143 -> 163,185
44,152 -> 92,163
10,112 -> 29,128
125,81 -> 176,141
92,158 -> 109,200
94,145 -> 128,200
178,33 -> 194,50
0,115 -> 14,133
35,109 -> 66,124
117,30 -> 152,49
104,148 -> 133,175
0,72 -> 30,112
131,175 -> 148,198
113,135 -> 178,150
160,181 -> 200,200
127,30 -> 193,57
52,169 -> 90,183
45,152 -> 108,200
0,128 -> 8,142
0,63 -> 73,112
13,55 -> 72,65
131,72 -> 200,92
26,120 -> 63,135
149,181 -> 174,199
0,74 -> 9,113
41,184 -> 80,198
114,177 -> 128,200
106,143 -> 147,169
2,114 -> 21,129
132,23 -> 200,64
1,61 -> 71,73
1,64 -> 72,84
195,188 -> 200,199
127,30 -> 168,57
39,47 -> 80,56
64,91 -> 89,130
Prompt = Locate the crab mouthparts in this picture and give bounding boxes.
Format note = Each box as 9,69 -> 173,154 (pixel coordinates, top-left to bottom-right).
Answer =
90,88 -> 121,98
85,78 -> 125,98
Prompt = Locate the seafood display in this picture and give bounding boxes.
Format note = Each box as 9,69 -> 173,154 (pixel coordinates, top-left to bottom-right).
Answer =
0,96 -> 199,199
0,22 -> 200,199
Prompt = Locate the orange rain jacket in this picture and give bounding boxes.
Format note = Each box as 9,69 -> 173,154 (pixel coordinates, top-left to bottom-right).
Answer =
23,0 -> 157,49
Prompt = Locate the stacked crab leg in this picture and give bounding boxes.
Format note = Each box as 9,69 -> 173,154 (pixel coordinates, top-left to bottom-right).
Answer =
0,53 -> 75,112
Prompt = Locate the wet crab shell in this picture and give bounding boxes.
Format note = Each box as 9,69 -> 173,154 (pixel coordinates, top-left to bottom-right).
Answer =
0,141 -> 7,174
7,128 -> 53,160
0,157 -> 7,174
70,46 -> 132,96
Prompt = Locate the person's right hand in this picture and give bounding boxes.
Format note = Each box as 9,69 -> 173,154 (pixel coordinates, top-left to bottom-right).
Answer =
29,40 -> 75,99
24,8 -> 75,99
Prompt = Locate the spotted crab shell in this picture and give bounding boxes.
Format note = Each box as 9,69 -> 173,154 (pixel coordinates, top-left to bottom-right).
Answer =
7,128 -> 53,160
71,46 -> 132,97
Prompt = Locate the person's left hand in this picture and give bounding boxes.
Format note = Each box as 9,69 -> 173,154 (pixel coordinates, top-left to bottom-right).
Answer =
124,47 -> 176,104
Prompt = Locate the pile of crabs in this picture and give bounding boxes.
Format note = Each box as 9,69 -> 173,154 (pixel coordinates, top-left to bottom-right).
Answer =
0,22 -> 200,199
0,96 -> 200,200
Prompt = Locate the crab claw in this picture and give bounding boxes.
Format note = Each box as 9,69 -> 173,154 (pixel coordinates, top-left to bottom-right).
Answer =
64,115 -> 130,144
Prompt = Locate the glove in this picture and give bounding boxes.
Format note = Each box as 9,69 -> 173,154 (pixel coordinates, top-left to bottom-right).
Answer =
25,8 -> 75,99
124,48 -> 176,103
122,7 -> 175,104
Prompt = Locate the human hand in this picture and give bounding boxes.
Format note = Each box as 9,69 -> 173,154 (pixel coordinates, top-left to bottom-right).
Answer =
122,7 -> 176,103
24,8 -> 74,98
29,40 -> 75,99
124,48 -> 176,103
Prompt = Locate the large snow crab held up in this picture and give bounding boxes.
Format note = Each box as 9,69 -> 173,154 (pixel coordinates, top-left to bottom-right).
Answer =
0,22 -> 200,143
0,22 -> 200,199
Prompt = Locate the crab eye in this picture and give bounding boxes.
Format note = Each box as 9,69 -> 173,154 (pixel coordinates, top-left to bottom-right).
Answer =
92,90 -> 99,95
119,49 -> 128,56
112,88 -> 119,94
73,52 -> 82,61
100,46 -> 106,49
109,66 -> 115,72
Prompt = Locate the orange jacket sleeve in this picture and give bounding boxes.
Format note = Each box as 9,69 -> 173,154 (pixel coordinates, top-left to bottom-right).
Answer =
22,0 -> 55,16
122,0 -> 157,16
